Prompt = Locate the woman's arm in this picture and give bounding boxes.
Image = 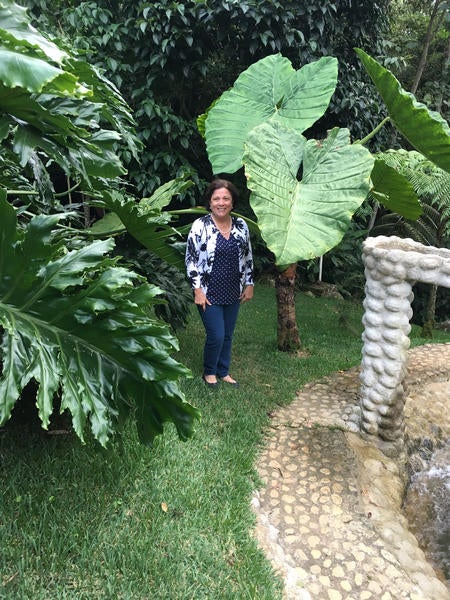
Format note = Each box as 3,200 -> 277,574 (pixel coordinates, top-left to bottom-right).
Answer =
185,220 -> 202,290
244,223 -> 254,286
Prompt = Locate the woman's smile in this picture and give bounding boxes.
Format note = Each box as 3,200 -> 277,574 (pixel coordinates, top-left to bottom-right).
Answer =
210,187 -> 233,221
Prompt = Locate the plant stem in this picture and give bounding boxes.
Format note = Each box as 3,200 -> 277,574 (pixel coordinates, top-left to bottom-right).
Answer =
356,117 -> 391,146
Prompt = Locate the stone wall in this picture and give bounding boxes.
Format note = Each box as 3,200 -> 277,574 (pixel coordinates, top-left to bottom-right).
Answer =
359,236 -> 450,457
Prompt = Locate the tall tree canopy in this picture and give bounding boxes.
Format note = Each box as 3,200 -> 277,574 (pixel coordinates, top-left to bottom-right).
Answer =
23,0 -> 391,194
386,0 -> 450,122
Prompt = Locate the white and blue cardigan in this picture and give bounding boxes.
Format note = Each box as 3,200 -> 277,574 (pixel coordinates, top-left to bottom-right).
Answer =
185,214 -> 254,296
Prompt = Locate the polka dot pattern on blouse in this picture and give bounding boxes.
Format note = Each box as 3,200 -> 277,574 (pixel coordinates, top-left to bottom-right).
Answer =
207,233 -> 240,304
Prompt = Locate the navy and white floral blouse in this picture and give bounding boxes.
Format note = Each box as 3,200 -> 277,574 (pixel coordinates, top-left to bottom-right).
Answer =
185,214 -> 254,302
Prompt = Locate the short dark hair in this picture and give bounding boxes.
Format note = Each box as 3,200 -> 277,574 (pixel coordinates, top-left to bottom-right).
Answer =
204,178 -> 239,209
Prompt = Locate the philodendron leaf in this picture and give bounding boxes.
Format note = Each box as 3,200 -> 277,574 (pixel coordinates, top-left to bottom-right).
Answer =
0,197 -> 199,446
91,181 -> 191,268
371,158 -> 422,219
0,48 -> 78,94
0,0 -> 66,63
355,48 -> 450,174
0,3 -> 134,181
0,82 -> 126,178
205,53 -> 338,174
140,175 -> 195,211
243,122 -> 374,267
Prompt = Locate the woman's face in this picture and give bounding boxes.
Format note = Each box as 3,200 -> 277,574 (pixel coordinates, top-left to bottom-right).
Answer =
209,187 -> 233,220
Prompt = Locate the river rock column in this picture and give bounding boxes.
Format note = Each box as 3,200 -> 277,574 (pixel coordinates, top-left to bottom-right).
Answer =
359,236 -> 450,457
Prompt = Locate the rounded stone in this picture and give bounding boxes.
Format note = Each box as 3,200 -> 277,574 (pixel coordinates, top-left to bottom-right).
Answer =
307,535 -> 321,548
364,342 -> 384,358
319,575 -> 330,586
419,255 -> 442,270
252,341 -> 450,600
340,579 -> 352,592
362,312 -> 384,328
384,296 -> 410,313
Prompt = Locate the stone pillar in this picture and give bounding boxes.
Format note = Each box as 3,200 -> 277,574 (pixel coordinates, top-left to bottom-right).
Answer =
360,236 -> 450,457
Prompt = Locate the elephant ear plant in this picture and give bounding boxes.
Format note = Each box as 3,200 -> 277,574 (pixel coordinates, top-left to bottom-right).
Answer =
201,51 -> 450,351
0,1 -> 200,445
201,54 -> 374,350
204,53 -> 339,175
355,48 -> 450,231
355,48 -> 450,175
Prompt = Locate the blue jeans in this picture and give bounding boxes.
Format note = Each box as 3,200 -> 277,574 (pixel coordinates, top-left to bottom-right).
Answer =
198,301 -> 240,377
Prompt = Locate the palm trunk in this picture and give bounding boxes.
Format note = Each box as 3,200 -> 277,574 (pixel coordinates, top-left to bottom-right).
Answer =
275,263 -> 301,351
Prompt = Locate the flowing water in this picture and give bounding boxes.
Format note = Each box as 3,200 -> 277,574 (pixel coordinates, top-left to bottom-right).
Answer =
404,444 -> 450,583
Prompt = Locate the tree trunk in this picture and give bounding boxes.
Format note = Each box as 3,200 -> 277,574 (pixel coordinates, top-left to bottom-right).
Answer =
421,283 -> 438,337
275,263 -> 301,351
436,34 -> 450,112
411,0 -> 446,93
368,200 -> 380,232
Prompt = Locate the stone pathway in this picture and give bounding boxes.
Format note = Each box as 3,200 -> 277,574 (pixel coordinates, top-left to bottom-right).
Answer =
252,343 -> 450,600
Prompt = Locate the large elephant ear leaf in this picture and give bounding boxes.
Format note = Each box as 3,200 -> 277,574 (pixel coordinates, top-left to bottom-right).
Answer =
205,53 -> 338,175
371,158 -> 422,219
355,48 -> 450,174
243,122 -> 374,267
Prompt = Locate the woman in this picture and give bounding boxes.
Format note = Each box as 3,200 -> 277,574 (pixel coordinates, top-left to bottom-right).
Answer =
185,179 -> 254,387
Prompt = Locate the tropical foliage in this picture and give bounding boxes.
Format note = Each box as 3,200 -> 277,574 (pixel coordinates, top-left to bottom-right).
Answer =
203,48 -> 450,272
203,55 -> 374,267
21,0 -> 392,193
203,55 -> 339,176
201,54 -> 375,349
386,0 -> 450,123
374,149 -> 450,244
372,149 -> 450,328
244,124 -> 374,267
355,48 -> 450,174
201,48 -> 450,346
0,0 -> 200,445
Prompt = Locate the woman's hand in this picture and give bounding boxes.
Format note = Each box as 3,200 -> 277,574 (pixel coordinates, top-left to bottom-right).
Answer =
240,285 -> 254,303
194,288 -> 211,311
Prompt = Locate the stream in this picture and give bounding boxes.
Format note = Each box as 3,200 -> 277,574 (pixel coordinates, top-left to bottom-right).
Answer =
403,444 -> 450,583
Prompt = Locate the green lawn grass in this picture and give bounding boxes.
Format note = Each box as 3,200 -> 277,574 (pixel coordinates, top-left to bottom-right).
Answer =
1,283 -> 448,599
